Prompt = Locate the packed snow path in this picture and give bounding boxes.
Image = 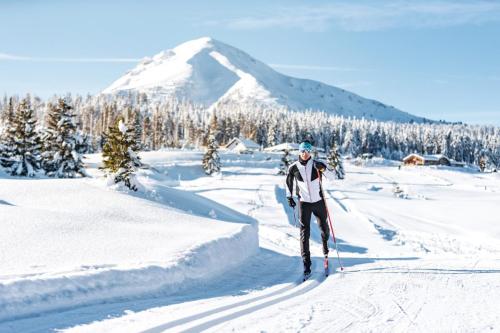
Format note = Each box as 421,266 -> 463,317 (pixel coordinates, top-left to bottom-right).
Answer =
2,152 -> 500,332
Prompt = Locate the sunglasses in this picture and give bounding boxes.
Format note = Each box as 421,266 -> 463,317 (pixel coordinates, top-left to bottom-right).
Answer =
299,149 -> 312,153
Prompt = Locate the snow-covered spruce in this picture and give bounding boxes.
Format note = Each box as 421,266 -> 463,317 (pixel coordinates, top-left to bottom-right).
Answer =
327,142 -> 345,179
101,118 -> 142,191
0,99 -> 41,176
0,97 -> 15,168
202,135 -> 221,175
41,98 -> 87,178
125,106 -> 143,151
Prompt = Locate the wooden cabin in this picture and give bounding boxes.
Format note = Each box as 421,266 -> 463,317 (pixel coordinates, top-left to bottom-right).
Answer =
403,154 -> 452,166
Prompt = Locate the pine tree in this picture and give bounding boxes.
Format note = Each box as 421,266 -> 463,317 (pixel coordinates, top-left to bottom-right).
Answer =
41,102 -> 60,173
2,99 -> 41,176
207,110 -> 221,144
327,142 -> 345,179
41,98 -> 86,177
0,96 -> 15,128
267,122 -> 280,147
202,135 -> 221,175
75,132 -> 92,154
101,118 -> 142,190
126,107 -> 142,151
278,149 -> 291,175
0,97 -> 16,168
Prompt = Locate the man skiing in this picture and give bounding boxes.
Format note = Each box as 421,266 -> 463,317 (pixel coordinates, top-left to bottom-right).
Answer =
286,140 -> 330,279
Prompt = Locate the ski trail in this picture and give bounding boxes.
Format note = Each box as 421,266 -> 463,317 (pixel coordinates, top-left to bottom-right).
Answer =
140,261 -> 325,333
178,269 -> 326,333
139,283 -> 299,333
134,173 -> 331,333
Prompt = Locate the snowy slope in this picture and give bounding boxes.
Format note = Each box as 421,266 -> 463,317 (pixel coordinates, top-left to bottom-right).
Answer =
103,37 -> 426,123
57,155 -> 500,333
2,152 -> 500,332
0,152 -> 258,323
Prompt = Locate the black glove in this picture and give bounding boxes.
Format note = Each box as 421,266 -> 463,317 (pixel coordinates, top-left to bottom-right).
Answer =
287,197 -> 296,208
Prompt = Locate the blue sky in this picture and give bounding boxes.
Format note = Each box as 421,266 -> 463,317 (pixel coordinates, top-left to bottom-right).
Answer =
1,0 -> 499,125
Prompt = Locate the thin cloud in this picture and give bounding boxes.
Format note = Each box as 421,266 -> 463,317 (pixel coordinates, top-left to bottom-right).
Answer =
0,53 -> 140,63
213,1 -> 500,32
0,53 -> 31,60
269,63 -> 360,72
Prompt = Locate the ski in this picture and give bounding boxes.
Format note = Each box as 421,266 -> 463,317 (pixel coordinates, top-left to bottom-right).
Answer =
324,257 -> 329,277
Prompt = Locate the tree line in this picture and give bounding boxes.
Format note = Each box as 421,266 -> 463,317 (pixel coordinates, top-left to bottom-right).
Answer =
1,93 -> 499,171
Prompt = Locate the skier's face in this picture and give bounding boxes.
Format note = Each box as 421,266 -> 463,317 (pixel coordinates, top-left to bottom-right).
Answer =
300,150 -> 311,159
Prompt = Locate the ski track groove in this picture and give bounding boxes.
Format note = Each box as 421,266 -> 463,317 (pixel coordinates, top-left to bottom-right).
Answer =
247,184 -> 265,217
327,292 -> 379,331
140,264 -> 326,333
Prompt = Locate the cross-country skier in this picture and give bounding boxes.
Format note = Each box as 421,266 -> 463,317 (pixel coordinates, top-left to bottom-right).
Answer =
286,140 -> 330,279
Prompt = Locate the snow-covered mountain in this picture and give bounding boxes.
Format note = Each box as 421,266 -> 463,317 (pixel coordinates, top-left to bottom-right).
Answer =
103,37 -> 426,123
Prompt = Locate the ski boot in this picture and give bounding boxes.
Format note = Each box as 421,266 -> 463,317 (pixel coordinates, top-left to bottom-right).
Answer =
303,269 -> 312,282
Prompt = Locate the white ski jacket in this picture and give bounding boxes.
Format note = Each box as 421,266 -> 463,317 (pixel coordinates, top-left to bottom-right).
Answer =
286,158 -> 328,203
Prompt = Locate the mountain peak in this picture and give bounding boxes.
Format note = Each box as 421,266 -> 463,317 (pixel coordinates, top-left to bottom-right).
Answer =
102,38 -> 426,123
172,36 -> 215,54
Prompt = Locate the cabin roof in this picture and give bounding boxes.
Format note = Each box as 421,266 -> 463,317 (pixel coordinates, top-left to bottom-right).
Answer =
226,137 -> 260,149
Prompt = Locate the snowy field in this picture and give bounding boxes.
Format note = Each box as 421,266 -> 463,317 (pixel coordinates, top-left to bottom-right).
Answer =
1,150 -> 500,332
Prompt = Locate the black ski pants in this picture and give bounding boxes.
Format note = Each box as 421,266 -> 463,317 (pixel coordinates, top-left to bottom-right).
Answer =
299,200 -> 330,271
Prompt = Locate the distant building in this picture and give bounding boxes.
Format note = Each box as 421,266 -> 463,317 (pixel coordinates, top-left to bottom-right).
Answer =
225,137 -> 260,153
264,143 -> 300,152
402,153 -> 463,167
361,153 -> 374,160
264,143 -> 325,153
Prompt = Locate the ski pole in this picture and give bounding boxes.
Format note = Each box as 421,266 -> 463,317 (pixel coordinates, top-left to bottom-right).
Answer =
317,168 -> 344,271
285,177 -> 299,228
292,206 -> 299,227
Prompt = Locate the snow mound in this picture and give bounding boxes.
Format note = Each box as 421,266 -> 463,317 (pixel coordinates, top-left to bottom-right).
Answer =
0,152 -> 259,322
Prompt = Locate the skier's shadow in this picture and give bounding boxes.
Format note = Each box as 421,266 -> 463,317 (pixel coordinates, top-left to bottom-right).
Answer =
274,184 -> 368,254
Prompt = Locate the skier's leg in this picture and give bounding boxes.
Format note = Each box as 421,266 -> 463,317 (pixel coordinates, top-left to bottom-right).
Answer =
299,201 -> 312,273
313,200 -> 330,257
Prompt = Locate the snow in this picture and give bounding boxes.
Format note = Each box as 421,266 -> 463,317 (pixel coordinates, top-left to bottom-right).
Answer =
0,151 -> 258,323
118,120 -> 127,134
1,150 -> 500,332
102,37 -> 425,123
264,142 -> 300,152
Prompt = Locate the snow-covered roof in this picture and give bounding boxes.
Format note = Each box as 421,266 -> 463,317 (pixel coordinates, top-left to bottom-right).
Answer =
225,137 -> 260,150
264,143 -> 325,153
264,143 -> 300,152
403,153 -> 450,162
423,154 -> 450,162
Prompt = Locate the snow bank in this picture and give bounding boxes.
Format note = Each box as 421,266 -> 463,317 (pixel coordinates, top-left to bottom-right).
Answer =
0,151 -> 259,322
0,222 -> 257,322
